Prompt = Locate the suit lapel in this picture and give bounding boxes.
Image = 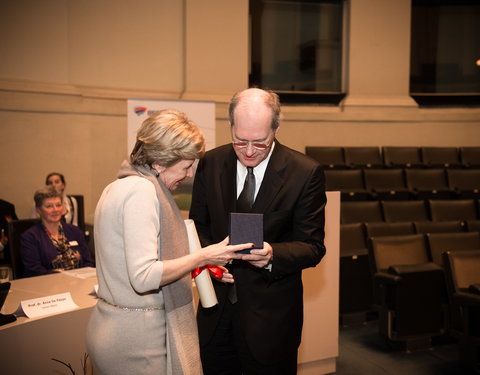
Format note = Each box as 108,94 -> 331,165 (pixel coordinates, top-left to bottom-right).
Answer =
220,147 -> 238,214
253,141 -> 287,213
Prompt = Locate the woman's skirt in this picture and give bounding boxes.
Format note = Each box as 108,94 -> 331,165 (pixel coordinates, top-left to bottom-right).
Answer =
86,300 -> 167,375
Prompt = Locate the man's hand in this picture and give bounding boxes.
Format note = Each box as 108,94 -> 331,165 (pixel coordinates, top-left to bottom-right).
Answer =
241,242 -> 273,268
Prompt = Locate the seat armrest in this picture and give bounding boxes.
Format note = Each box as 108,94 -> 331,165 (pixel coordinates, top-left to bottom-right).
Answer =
388,262 -> 442,276
374,271 -> 402,284
453,292 -> 480,306
469,283 -> 480,295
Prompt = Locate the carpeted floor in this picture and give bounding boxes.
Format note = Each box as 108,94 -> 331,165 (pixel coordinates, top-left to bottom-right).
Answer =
335,319 -> 477,375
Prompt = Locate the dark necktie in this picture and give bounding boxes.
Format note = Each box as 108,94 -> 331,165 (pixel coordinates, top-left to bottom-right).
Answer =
237,167 -> 255,212
228,167 -> 256,304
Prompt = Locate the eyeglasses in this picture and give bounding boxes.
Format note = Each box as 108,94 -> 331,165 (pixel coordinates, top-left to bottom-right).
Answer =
232,140 -> 271,150
232,141 -> 270,151
231,132 -> 274,150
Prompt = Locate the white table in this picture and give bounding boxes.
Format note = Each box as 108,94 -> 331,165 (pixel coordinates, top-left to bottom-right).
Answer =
0,272 -> 97,375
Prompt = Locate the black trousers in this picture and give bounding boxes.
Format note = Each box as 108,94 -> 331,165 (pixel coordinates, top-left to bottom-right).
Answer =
200,301 -> 298,375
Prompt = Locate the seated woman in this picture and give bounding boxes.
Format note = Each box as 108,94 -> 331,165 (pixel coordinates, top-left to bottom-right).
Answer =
21,185 -> 93,277
45,172 -> 79,226
31,173 -> 80,227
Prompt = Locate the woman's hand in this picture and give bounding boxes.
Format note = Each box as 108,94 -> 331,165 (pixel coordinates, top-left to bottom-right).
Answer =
161,238 -> 251,287
212,265 -> 234,284
200,237 -> 253,267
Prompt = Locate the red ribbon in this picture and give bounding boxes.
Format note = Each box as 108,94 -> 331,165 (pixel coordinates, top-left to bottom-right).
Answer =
191,265 -> 223,280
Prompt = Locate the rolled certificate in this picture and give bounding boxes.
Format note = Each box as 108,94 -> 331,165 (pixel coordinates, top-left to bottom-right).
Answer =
184,219 -> 218,308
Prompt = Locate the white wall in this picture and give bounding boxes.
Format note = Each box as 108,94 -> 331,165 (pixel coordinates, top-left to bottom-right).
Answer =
0,0 -> 479,221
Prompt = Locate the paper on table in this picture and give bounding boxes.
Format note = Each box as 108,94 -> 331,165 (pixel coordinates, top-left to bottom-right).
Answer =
62,267 -> 97,279
16,292 -> 79,318
184,219 -> 218,308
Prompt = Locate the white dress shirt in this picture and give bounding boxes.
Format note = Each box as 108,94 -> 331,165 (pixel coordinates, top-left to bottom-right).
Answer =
236,142 -> 276,200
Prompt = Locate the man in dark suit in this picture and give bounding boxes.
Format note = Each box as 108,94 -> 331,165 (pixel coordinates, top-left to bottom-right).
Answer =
189,88 -> 326,374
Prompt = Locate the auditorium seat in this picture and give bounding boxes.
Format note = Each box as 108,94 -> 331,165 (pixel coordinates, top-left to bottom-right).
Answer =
343,147 -> 383,169
405,168 -> 455,200
341,201 -> 383,224
305,146 -> 346,169
70,194 -> 86,234
363,169 -> 411,200
7,219 -> 41,279
382,146 -> 423,168
466,220 -> 480,232
340,223 -> 367,257
414,220 -> 465,234
421,147 -> 462,168
369,234 -> 430,272
382,200 -> 429,222
339,223 -> 373,326
428,199 -> 478,222
443,249 -> 480,372
426,231 -> 480,267
364,221 -> 415,239
325,169 -> 369,201
447,169 -> 480,199
460,146 -> 480,168
368,234 -> 447,351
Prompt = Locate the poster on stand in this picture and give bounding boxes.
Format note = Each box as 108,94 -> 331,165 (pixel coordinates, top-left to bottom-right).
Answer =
127,99 -> 216,204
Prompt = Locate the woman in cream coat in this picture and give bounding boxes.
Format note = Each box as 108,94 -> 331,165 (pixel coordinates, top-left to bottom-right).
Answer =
86,110 -> 252,375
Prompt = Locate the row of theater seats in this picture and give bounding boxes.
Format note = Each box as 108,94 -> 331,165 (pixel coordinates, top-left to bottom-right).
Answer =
340,198 -> 480,366
306,146 -> 480,169
341,199 -> 480,224
341,222 -> 480,368
325,167 -> 480,201
340,217 -> 480,319
342,222 -> 480,267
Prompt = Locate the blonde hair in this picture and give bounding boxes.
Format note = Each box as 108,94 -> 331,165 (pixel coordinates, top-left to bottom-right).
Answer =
130,109 -> 205,167
34,185 -> 62,207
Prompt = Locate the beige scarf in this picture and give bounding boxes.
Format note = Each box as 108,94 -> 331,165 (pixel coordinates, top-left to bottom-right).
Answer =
117,160 -> 202,375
